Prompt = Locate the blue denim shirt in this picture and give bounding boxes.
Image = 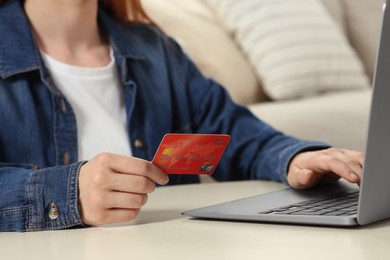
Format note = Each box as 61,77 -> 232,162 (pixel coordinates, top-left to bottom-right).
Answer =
0,0 -> 327,232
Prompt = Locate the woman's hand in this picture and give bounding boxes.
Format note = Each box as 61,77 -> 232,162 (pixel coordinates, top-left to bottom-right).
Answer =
287,147 -> 364,190
78,153 -> 169,226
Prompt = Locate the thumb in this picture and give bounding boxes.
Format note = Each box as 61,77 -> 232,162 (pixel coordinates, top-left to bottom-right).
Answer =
288,168 -> 322,190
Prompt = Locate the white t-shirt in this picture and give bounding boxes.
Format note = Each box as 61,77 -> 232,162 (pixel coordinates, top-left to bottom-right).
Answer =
41,50 -> 132,161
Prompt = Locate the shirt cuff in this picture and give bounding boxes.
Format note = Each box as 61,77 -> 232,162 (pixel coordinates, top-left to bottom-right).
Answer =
27,161 -> 85,231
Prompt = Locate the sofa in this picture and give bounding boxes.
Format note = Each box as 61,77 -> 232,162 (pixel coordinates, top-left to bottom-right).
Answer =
141,0 -> 383,153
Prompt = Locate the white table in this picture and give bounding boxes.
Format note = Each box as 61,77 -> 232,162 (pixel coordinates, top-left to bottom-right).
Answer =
1,181 -> 390,260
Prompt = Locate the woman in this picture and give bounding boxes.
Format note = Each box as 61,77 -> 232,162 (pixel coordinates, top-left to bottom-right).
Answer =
0,0 -> 363,232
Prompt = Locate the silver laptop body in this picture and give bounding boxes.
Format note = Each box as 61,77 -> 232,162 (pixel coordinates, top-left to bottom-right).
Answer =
182,0 -> 390,227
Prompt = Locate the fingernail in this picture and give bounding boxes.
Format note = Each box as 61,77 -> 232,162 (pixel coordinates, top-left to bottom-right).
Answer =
162,176 -> 169,185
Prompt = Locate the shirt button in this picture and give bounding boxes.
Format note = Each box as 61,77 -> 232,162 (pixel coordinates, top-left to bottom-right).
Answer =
63,152 -> 69,165
48,202 -> 59,220
60,98 -> 67,112
134,139 -> 144,149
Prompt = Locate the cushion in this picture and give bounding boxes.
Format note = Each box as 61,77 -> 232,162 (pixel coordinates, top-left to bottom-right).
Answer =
202,0 -> 371,100
249,89 -> 371,152
141,0 -> 267,104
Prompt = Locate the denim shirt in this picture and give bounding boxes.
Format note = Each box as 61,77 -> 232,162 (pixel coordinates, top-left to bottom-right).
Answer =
0,0 -> 327,232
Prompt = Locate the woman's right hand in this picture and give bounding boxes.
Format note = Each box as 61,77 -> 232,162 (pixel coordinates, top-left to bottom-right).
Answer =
78,153 -> 169,226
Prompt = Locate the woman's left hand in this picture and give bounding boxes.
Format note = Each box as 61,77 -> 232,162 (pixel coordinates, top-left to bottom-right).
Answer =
287,147 -> 364,190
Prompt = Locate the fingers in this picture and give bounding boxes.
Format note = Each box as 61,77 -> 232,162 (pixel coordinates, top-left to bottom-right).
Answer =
322,148 -> 363,181
102,209 -> 141,225
93,153 -> 169,185
78,153 -> 169,226
85,208 -> 142,226
101,192 -> 149,209
288,147 -> 364,189
108,173 -> 157,194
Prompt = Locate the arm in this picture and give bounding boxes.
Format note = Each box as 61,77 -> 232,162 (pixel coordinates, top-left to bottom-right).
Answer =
161,33 -> 363,186
161,36 -> 328,183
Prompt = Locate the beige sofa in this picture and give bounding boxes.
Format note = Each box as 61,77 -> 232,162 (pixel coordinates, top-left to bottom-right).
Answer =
142,0 -> 383,152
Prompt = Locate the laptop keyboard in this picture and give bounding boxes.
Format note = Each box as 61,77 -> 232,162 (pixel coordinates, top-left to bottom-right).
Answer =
259,191 -> 359,216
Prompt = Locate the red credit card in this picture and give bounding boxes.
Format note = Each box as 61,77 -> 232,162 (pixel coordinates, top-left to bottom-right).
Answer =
152,134 -> 231,174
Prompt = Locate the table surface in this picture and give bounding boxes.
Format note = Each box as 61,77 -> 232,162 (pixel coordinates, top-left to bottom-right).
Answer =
1,180 -> 390,260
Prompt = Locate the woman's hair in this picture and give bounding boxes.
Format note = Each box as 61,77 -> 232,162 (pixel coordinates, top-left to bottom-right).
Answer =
0,0 -> 151,23
99,0 -> 152,23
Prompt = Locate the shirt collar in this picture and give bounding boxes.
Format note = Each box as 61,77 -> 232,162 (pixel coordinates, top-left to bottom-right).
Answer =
0,0 -> 148,79
0,0 -> 40,79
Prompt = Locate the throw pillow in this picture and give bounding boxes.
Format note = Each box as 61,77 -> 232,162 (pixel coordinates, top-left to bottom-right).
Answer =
202,0 -> 371,100
142,0 -> 267,104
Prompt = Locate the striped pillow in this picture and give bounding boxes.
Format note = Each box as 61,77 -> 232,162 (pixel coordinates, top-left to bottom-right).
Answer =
202,0 -> 370,100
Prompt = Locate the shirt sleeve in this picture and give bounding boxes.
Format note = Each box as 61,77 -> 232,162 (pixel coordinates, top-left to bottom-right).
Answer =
0,162 -> 84,232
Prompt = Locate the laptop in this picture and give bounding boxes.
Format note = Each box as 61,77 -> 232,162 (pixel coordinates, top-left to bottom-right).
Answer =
182,0 -> 390,227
